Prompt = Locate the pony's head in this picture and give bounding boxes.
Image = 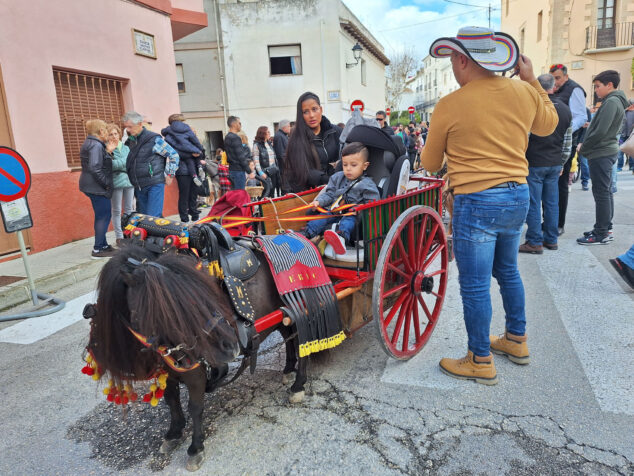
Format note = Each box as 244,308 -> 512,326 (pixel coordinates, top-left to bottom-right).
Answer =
87,245 -> 239,383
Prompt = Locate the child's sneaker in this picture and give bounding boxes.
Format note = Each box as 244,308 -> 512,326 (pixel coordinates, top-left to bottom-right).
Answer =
193,176 -> 202,187
324,230 -> 346,255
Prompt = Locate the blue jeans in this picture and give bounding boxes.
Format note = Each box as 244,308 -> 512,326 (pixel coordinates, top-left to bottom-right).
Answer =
578,155 -> 590,186
526,166 -> 560,245
230,171 -> 246,190
305,214 -> 356,241
618,244 -> 634,269
617,150 -> 625,170
85,193 -> 112,250
136,183 -> 165,217
452,184 -> 530,357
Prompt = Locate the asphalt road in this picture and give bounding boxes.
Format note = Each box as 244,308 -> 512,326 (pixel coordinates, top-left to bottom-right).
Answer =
1,172 -> 632,475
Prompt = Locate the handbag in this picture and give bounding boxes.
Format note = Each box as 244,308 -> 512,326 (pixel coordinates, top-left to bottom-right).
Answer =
620,129 -> 634,157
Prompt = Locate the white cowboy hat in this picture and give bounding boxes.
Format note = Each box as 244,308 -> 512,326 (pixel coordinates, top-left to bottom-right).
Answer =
429,26 -> 519,73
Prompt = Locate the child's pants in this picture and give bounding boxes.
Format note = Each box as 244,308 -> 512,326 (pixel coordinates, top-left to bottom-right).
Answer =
305,213 -> 356,241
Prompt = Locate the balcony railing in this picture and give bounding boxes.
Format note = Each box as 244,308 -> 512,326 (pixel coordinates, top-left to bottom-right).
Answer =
585,22 -> 633,50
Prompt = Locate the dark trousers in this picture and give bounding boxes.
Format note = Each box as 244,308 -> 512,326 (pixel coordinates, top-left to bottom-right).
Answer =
85,193 -> 112,250
588,155 -> 616,236
176,175 -> 199,222
558,130 -> 582,228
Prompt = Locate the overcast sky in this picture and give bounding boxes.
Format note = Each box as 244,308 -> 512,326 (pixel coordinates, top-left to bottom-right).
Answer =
343,0 -> 502,64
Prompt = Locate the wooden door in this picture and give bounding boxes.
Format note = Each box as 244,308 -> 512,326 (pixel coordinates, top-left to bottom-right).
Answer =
0,63 -> 32,256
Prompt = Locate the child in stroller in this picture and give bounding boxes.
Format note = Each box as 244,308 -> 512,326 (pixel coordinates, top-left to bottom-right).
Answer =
301,142 -> 380,254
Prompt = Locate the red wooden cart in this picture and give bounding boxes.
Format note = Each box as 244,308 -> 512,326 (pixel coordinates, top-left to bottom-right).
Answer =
235,173 -> 448,360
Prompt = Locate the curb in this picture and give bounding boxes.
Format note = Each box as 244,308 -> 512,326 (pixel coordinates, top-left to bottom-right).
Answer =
0,260 -> 105,313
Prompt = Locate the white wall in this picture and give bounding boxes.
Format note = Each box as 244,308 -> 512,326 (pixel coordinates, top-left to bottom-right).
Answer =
217,0 -> 386,139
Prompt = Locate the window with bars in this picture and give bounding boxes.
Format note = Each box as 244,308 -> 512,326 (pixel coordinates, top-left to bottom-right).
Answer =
53,69 -> 126,168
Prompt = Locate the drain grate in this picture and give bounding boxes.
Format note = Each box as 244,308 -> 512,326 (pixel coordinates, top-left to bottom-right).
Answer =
0,275 -> 25,286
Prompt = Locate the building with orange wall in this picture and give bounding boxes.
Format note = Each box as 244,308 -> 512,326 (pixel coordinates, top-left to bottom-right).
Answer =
0,0 -> 207,256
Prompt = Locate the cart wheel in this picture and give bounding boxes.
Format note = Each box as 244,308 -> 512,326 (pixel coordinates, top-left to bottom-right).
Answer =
373,205 -> 448,360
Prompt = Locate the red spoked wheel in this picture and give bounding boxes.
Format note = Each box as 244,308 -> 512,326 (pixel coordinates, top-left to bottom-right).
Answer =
373,206 -> 448,360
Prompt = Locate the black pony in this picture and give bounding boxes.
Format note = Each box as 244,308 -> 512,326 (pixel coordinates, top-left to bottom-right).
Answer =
86,245 -> 307,471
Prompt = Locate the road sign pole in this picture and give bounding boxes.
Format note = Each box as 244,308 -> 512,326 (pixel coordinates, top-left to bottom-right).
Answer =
0,147 -> 65,321
17,229 -> 38,305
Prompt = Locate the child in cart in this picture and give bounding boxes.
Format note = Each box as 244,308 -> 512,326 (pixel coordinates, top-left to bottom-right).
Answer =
301,142 -> 380,254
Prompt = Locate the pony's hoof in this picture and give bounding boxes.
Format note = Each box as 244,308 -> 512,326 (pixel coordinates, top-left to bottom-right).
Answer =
159,438 -> 180,455
289,390 -> 305,404
186,449 -> 205,472
282,371 -> 295,385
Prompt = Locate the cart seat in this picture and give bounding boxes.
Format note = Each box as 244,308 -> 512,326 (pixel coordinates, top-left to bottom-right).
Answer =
344,126 -> 409,198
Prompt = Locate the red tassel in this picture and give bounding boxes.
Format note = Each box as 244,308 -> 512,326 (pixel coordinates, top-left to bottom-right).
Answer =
142,393 -> 152,403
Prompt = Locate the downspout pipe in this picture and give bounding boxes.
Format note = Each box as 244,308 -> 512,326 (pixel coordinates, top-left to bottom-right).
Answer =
214,0 -> 228,134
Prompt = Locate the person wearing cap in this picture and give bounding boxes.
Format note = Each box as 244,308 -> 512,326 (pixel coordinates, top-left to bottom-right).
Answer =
273,119 -> 291,175
421,26 -> 558,385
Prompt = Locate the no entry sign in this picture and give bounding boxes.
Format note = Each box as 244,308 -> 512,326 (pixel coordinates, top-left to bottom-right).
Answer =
0,147 -> 31,202
350,99 -> 364,112
408,106 -> 415,114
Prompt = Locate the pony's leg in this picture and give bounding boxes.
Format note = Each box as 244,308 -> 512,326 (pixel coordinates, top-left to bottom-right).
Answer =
289,352 -> 308,404
159,376 -> 185,454
185,371 -> 207,471
281,327 -> 297,385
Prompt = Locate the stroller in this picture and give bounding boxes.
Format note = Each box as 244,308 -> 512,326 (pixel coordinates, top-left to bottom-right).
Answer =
322,124 -> 411,261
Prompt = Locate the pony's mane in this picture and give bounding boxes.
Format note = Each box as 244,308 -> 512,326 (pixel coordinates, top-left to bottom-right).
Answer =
89,245 -> 237,383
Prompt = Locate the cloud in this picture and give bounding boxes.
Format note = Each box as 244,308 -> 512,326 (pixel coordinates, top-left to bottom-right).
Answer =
342,0 -> 501,62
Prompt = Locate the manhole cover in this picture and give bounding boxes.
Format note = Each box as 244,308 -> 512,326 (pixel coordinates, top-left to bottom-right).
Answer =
0,275 -> 24,286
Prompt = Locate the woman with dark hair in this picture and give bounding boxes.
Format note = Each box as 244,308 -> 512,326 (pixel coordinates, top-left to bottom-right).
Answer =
252,125 -> 280,195
282,92 -> 342,193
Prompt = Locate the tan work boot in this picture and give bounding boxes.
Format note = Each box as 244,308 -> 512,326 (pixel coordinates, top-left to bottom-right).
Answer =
490,331 -> 530,365
439,351 -> 498,385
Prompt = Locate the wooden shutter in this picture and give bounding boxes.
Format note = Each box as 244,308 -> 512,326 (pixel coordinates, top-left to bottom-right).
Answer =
53,69 -> 126,168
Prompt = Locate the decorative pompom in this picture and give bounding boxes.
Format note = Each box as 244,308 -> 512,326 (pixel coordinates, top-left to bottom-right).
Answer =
122,396 -> 129,405
91,373 -> 100,381
150,397 -> 159,407
106,394 -> 115,402
114,395 -> 122,405
103,388 -> 110,395
143,393 -> 152,403
155,389 -> 164,399
150,383 -> 157,392
130,392 -> 138,402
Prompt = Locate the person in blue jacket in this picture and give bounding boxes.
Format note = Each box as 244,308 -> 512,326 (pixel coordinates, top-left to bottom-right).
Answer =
161,114 -> 205,222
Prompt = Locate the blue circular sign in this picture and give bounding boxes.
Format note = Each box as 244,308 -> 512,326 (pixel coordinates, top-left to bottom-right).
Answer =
0,147 -> 31,202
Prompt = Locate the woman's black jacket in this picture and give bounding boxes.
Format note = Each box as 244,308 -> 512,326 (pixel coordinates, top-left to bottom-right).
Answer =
78,135 -> 113,198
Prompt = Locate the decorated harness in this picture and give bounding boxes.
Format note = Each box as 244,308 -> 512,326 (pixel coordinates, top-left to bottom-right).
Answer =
83,212 -> 345,405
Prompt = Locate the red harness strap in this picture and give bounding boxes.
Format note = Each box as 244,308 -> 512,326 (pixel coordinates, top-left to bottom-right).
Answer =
126,326 -> 201,373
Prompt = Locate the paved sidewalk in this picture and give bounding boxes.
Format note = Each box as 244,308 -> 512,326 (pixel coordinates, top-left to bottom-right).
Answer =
0,212 -> 186,313
0,230 -> 115,313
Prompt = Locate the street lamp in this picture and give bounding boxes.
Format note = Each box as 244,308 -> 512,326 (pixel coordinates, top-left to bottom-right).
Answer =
346,42 -> 363,69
